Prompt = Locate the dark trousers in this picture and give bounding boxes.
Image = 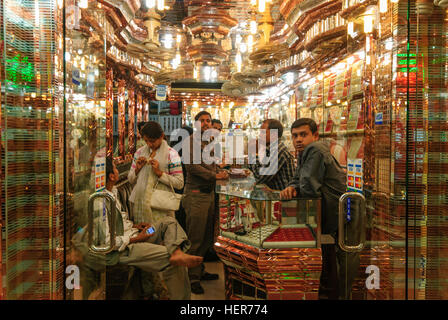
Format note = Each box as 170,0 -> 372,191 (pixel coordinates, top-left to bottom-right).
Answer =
318,244 -> 360,300
183,190 -> 215,282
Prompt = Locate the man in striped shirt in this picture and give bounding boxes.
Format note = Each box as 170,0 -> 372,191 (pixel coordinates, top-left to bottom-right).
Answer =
248,119 -> 296,191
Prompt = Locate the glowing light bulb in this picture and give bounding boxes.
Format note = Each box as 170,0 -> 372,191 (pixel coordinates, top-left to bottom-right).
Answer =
35,0 -> 40,26
146,0 -> 156,8
157,0 -> 164,10
194,66 -> 198,79
236,52 -> 242,72
250,20 -> 257,35
247,35 -> 254,52
81,57 -> 86,71
347,56 -> 355,65
348,21 -> 355,38
164,34 -> 173,49
380,0 -> 388,13
78,0 -> 88,8
366,36 -> 371,52
211,69 -> 218,80
204,66 -> 211,81
236,34 -> 242,45
363,9 -> 374,33
258,0 -> 265,13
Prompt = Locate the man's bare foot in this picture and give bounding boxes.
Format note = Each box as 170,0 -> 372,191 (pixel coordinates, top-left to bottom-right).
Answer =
169,249 -> 203,268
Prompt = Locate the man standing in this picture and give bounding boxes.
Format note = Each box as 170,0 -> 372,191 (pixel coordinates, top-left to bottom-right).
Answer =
248,119 -> 296,191
183,111 -> 229,294
280,118 -> 360,300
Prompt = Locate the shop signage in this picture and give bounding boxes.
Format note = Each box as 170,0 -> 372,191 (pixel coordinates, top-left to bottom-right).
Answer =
156,84 -> 167,101
94,157 -> 106,192
347,158 -> 363,192
72,68 -> 80,86
375,112 -> 383,125
86,72 -> 95,98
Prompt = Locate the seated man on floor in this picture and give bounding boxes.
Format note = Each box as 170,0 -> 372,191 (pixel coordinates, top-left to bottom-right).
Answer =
76,157 -> 203,300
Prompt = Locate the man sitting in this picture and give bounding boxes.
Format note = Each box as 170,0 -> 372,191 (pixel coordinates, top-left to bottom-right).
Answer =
83,157 -> 203,300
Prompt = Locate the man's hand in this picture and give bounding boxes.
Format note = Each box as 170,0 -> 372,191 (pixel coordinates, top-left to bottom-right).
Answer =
134,222 -> 151,231
216,171 -> 229,180
218,163 -> 227,169
135,157 -> 147,175
130,226 -> 154,243
280,186 -> 297,200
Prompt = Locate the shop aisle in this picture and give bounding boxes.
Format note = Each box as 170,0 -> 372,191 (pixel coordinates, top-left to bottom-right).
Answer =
191,261 -> 226,300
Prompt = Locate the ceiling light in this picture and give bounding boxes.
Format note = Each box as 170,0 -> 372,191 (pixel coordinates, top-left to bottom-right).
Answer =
258,0 -> 265,13
363,8 -> 375,33
146,0 -> 156,9
78,0 -> 88,8
348,22 -> 355,38
379,0 -> 388,13
193,66 -> 198,80
250,20 -> 257,35
236,34 -> 242,45
247,35 -> 253,52
164,34 -> 173,49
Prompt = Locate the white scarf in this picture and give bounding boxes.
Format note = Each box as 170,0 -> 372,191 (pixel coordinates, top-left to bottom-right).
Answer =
132,140 -> 171,224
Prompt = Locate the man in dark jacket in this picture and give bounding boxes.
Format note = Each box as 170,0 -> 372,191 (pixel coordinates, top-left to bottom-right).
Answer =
280,118 -> 360,300
182,111 -> 229,294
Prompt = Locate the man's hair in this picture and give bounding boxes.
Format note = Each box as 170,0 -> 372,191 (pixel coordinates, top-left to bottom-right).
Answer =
106,157 -> 114,181
141,121 -> 164,139
212,119 -> 222,126
263,119 -> 284,138
137,121 -> 147,133
194,110 -> 212,122
291,118 -> 318,134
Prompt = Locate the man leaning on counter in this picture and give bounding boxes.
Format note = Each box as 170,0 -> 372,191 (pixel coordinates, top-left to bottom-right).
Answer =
280,118 -> 360,300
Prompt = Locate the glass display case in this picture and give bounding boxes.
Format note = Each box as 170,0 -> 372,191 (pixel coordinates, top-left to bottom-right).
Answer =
216,176 -> 321,249
214,176 -> 322,300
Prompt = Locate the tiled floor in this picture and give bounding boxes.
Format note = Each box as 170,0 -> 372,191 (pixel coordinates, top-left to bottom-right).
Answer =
191,261 -> 226,300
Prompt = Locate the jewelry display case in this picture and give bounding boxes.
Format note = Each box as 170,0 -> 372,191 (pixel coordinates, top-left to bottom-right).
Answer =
214,176 -> 322,300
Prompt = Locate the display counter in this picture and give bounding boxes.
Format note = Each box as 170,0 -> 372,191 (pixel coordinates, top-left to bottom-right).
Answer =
214,176 -> 323,300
